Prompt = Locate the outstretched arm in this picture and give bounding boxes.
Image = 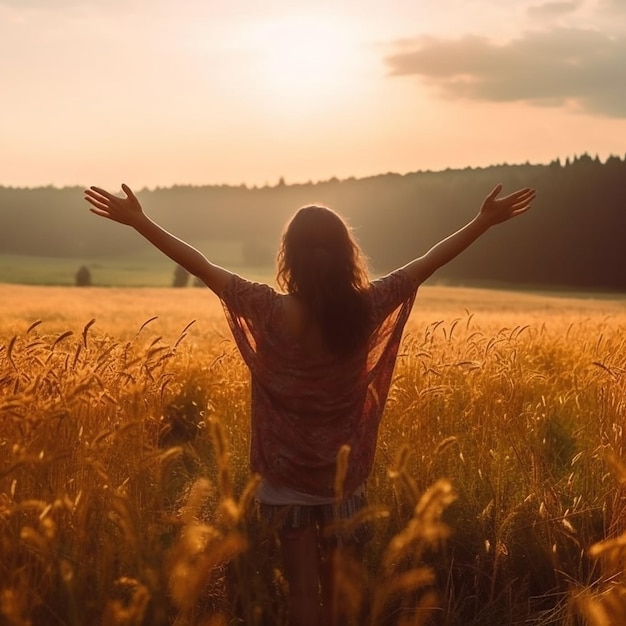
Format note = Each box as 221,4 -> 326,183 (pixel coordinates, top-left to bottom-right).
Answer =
400,184 -> 536,286
84,184 -> 233,296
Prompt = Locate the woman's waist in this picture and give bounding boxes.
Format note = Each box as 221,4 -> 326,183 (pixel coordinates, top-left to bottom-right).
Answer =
256,478 -> 365,506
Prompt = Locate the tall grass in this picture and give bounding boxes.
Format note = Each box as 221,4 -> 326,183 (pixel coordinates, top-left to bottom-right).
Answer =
1,285 -> 625,625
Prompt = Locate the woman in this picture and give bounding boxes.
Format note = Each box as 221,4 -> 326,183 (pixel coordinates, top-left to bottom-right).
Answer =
85,182 -> 535,625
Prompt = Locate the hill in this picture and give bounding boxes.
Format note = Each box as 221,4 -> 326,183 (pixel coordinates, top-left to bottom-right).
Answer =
1,154 -> 624,289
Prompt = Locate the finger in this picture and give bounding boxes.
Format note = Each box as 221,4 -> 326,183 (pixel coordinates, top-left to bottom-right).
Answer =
84,196 -> 110,212
121,183 -> 135,200
499,188 -> 533,202
487,184 -> 503,200
501,189 -> 536,207
514,188 -> 536,201
510,191 -> 536,209
89,186 -> 119,202
512,188 -> 535,202
84,188 -> 111,205
89,207 -> 111,218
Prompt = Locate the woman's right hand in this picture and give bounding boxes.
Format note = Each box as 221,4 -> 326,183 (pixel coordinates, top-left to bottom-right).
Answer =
84,184 -> 146,228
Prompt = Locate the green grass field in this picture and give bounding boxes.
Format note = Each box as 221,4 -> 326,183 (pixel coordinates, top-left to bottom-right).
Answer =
0,243 -> 273,287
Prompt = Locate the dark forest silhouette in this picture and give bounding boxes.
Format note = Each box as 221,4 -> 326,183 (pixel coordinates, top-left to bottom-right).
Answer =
1,154 -> 625,290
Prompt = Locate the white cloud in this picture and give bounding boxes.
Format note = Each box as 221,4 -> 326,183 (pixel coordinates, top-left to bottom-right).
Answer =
385,28 -> 626,117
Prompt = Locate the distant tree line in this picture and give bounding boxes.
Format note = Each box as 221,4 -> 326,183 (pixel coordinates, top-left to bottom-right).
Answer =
1,154 -> 624,290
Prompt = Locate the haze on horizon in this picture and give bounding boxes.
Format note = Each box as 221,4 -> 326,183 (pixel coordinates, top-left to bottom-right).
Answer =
1,0 -> 625,190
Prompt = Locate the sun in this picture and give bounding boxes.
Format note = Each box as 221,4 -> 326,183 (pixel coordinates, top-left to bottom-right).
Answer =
242,15 -> 360,108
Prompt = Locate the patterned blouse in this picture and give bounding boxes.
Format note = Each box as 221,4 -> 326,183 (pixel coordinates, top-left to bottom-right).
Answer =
220,269 -> 418,498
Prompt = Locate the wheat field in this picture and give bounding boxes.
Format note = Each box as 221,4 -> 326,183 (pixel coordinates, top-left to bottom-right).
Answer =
1,282 -> 626,626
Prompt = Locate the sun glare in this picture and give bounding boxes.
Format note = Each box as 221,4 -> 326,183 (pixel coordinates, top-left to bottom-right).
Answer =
242,16 -> 361,109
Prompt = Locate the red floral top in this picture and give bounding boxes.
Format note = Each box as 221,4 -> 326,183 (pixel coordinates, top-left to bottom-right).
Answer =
220,270 -> 417,498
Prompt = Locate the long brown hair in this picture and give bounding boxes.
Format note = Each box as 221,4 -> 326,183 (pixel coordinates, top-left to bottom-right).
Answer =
276,205 -> 370,355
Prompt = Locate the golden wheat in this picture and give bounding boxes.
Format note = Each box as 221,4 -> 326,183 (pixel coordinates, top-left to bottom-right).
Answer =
1,283 -> 626,625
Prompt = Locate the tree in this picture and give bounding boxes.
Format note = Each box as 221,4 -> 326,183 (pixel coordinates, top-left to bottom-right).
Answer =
75,265 -> 92,287
172,265 -> 190,288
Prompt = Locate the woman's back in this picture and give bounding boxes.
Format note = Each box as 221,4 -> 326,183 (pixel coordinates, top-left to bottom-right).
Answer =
280,293 -> 330,359
220,270 -> 418,497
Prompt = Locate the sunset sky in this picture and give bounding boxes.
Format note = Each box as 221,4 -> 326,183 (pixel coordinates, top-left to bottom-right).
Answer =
1,0 -> 625,189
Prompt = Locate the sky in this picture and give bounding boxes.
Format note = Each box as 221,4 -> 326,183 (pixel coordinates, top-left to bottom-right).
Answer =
1,0 -> 625,189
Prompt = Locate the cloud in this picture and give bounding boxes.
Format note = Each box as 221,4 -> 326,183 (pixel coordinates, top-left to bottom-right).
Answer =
0,0 -> 88,7
599,0 -> 626,13
385,28 -> 626,117
0,0 -> 142,12
527,0 -> 582,19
